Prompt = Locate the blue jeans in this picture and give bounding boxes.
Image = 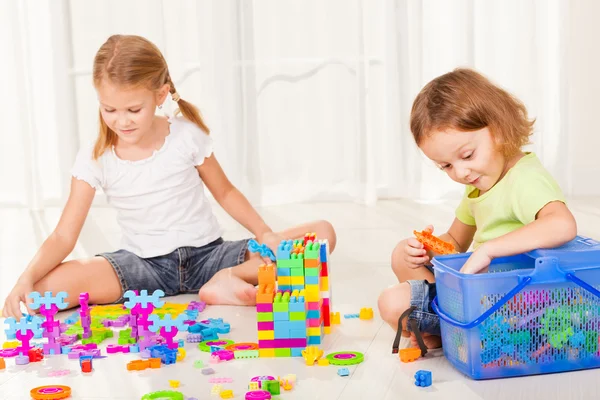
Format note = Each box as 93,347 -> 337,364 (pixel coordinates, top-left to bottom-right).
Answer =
406,265 -> 440,335
98,237 -> 250,302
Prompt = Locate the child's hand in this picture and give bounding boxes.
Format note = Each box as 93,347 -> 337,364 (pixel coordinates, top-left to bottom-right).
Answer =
403,225 -> 434,268
2,280 -> 36,319
258,232 -> 285,263
459,245 -> 492,274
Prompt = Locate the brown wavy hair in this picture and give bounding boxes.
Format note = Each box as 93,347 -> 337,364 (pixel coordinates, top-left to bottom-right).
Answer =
92,35 -> 209,159
410,68 -> 534,157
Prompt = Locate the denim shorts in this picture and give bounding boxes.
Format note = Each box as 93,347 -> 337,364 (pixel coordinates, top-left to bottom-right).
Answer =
98,237 -> 250,302
406,265 -> 440,335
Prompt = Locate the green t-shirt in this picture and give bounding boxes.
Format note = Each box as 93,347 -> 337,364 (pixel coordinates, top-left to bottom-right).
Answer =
455,152 -> 566,249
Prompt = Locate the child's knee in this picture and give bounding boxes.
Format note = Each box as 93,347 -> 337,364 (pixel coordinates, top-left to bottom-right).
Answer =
316,220 -> 337,251
378,283 -> 411,327
391,241 -> 404,268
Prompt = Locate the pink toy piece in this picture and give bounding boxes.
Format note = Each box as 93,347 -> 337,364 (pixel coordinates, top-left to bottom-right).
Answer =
48,369 -> 71,377
245,390 -> 272,399
15,330 -> 34,355
256,303 -> 273,313
257,322 -> 274,330
208,377 -> 233,383
107,345 -> 131,354
209,354 -> 220,364
250,375 -> 275,383
39,303 -> 59,317
0,348 -> 19,358
257,338 -> 307,348
212,350 -> 234,361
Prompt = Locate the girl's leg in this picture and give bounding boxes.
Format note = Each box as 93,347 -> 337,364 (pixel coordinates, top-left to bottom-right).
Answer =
199,220 -> 336,306
33,257 -> 122,310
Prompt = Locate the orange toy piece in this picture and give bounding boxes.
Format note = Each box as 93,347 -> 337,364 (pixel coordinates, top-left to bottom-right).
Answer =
30,385 -> 72,399
399,348 -> 422,362
0,357 -> 5,370
413,229 -> 457,255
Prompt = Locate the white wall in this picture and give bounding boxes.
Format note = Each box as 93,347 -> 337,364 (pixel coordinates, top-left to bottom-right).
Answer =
568,0 -> 600,196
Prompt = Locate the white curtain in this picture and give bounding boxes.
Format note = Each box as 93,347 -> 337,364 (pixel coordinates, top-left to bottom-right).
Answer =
0,0 -> 586,210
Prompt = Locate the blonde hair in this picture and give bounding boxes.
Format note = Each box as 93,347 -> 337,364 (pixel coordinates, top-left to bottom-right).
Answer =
92,35 -> 209,159
410,68 -> 534,157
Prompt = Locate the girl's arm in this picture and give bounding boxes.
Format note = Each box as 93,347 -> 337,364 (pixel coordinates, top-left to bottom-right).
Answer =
441,218 -> 477,253
3,178 -> 95,318
460,201 -> 577,273
197,154 -> 273,243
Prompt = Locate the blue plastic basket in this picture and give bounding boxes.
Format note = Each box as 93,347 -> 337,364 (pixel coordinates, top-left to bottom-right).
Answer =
431,236 -> 600,379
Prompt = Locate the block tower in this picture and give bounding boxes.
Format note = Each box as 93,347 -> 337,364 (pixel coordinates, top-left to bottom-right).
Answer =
256,234 -> 332,357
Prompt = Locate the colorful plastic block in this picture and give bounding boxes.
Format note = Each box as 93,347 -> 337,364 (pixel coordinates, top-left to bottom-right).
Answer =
399,348 -> 422,363
359,308 -> 373,320
337,367 -> 350,376
414,370 -> 432,387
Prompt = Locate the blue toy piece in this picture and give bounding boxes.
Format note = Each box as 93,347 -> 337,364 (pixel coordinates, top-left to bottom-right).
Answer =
147,314 -> 187,333
28,291 -> 69,310
414,370 -> 432,387
4,316 -> 44,337
337,367 -> 350,377
196,318 -> 231,334
248,239 -> 276,261
277,240 -> 293,259
123,289 -> 165,309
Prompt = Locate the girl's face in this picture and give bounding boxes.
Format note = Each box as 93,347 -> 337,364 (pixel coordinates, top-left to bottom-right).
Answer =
419,127 -> 507,192
96,80 -> 168,145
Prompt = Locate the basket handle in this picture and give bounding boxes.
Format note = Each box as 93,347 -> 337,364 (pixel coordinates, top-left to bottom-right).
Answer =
431,276 -> 532,329
432,266 -> 600,329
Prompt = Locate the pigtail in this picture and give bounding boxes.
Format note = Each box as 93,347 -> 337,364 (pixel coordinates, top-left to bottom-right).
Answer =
166,74 -> 210,135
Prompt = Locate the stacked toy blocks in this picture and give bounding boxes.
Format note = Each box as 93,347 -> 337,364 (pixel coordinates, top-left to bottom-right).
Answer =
256,233 -> 332,357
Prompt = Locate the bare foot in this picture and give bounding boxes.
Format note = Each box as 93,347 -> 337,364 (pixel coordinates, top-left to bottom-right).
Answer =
199,268 -> 257,306
410,332 -> 442,349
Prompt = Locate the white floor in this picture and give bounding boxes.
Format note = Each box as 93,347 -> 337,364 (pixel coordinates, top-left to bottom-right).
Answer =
2,199 -> 600,399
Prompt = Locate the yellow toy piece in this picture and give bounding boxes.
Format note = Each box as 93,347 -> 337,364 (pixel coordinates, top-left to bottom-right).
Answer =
168,380 -> 180,388
359,308 -> 373,320
176,348 -> 186,362
302,345 -> 323,366
220,390 -> 234,399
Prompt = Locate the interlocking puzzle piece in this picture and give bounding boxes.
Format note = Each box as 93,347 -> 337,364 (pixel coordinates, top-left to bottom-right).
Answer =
169,380 -> 180,388
194,360 -> 204,368
202,367 -> 215,375
248,239 -> 276,261
0,358 -> 5,370
317,358 -> 330,366
28,291 -> 69,310
123,289 -> 165,310
148,314 -> 187,333
196,318 -> 231,334
413,229 -> 457,255
399,348 -> 422,362
4,316 -> 44,337
337,367 -> 350,377
414,370 -> 432,387
220,389 -> 234,399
